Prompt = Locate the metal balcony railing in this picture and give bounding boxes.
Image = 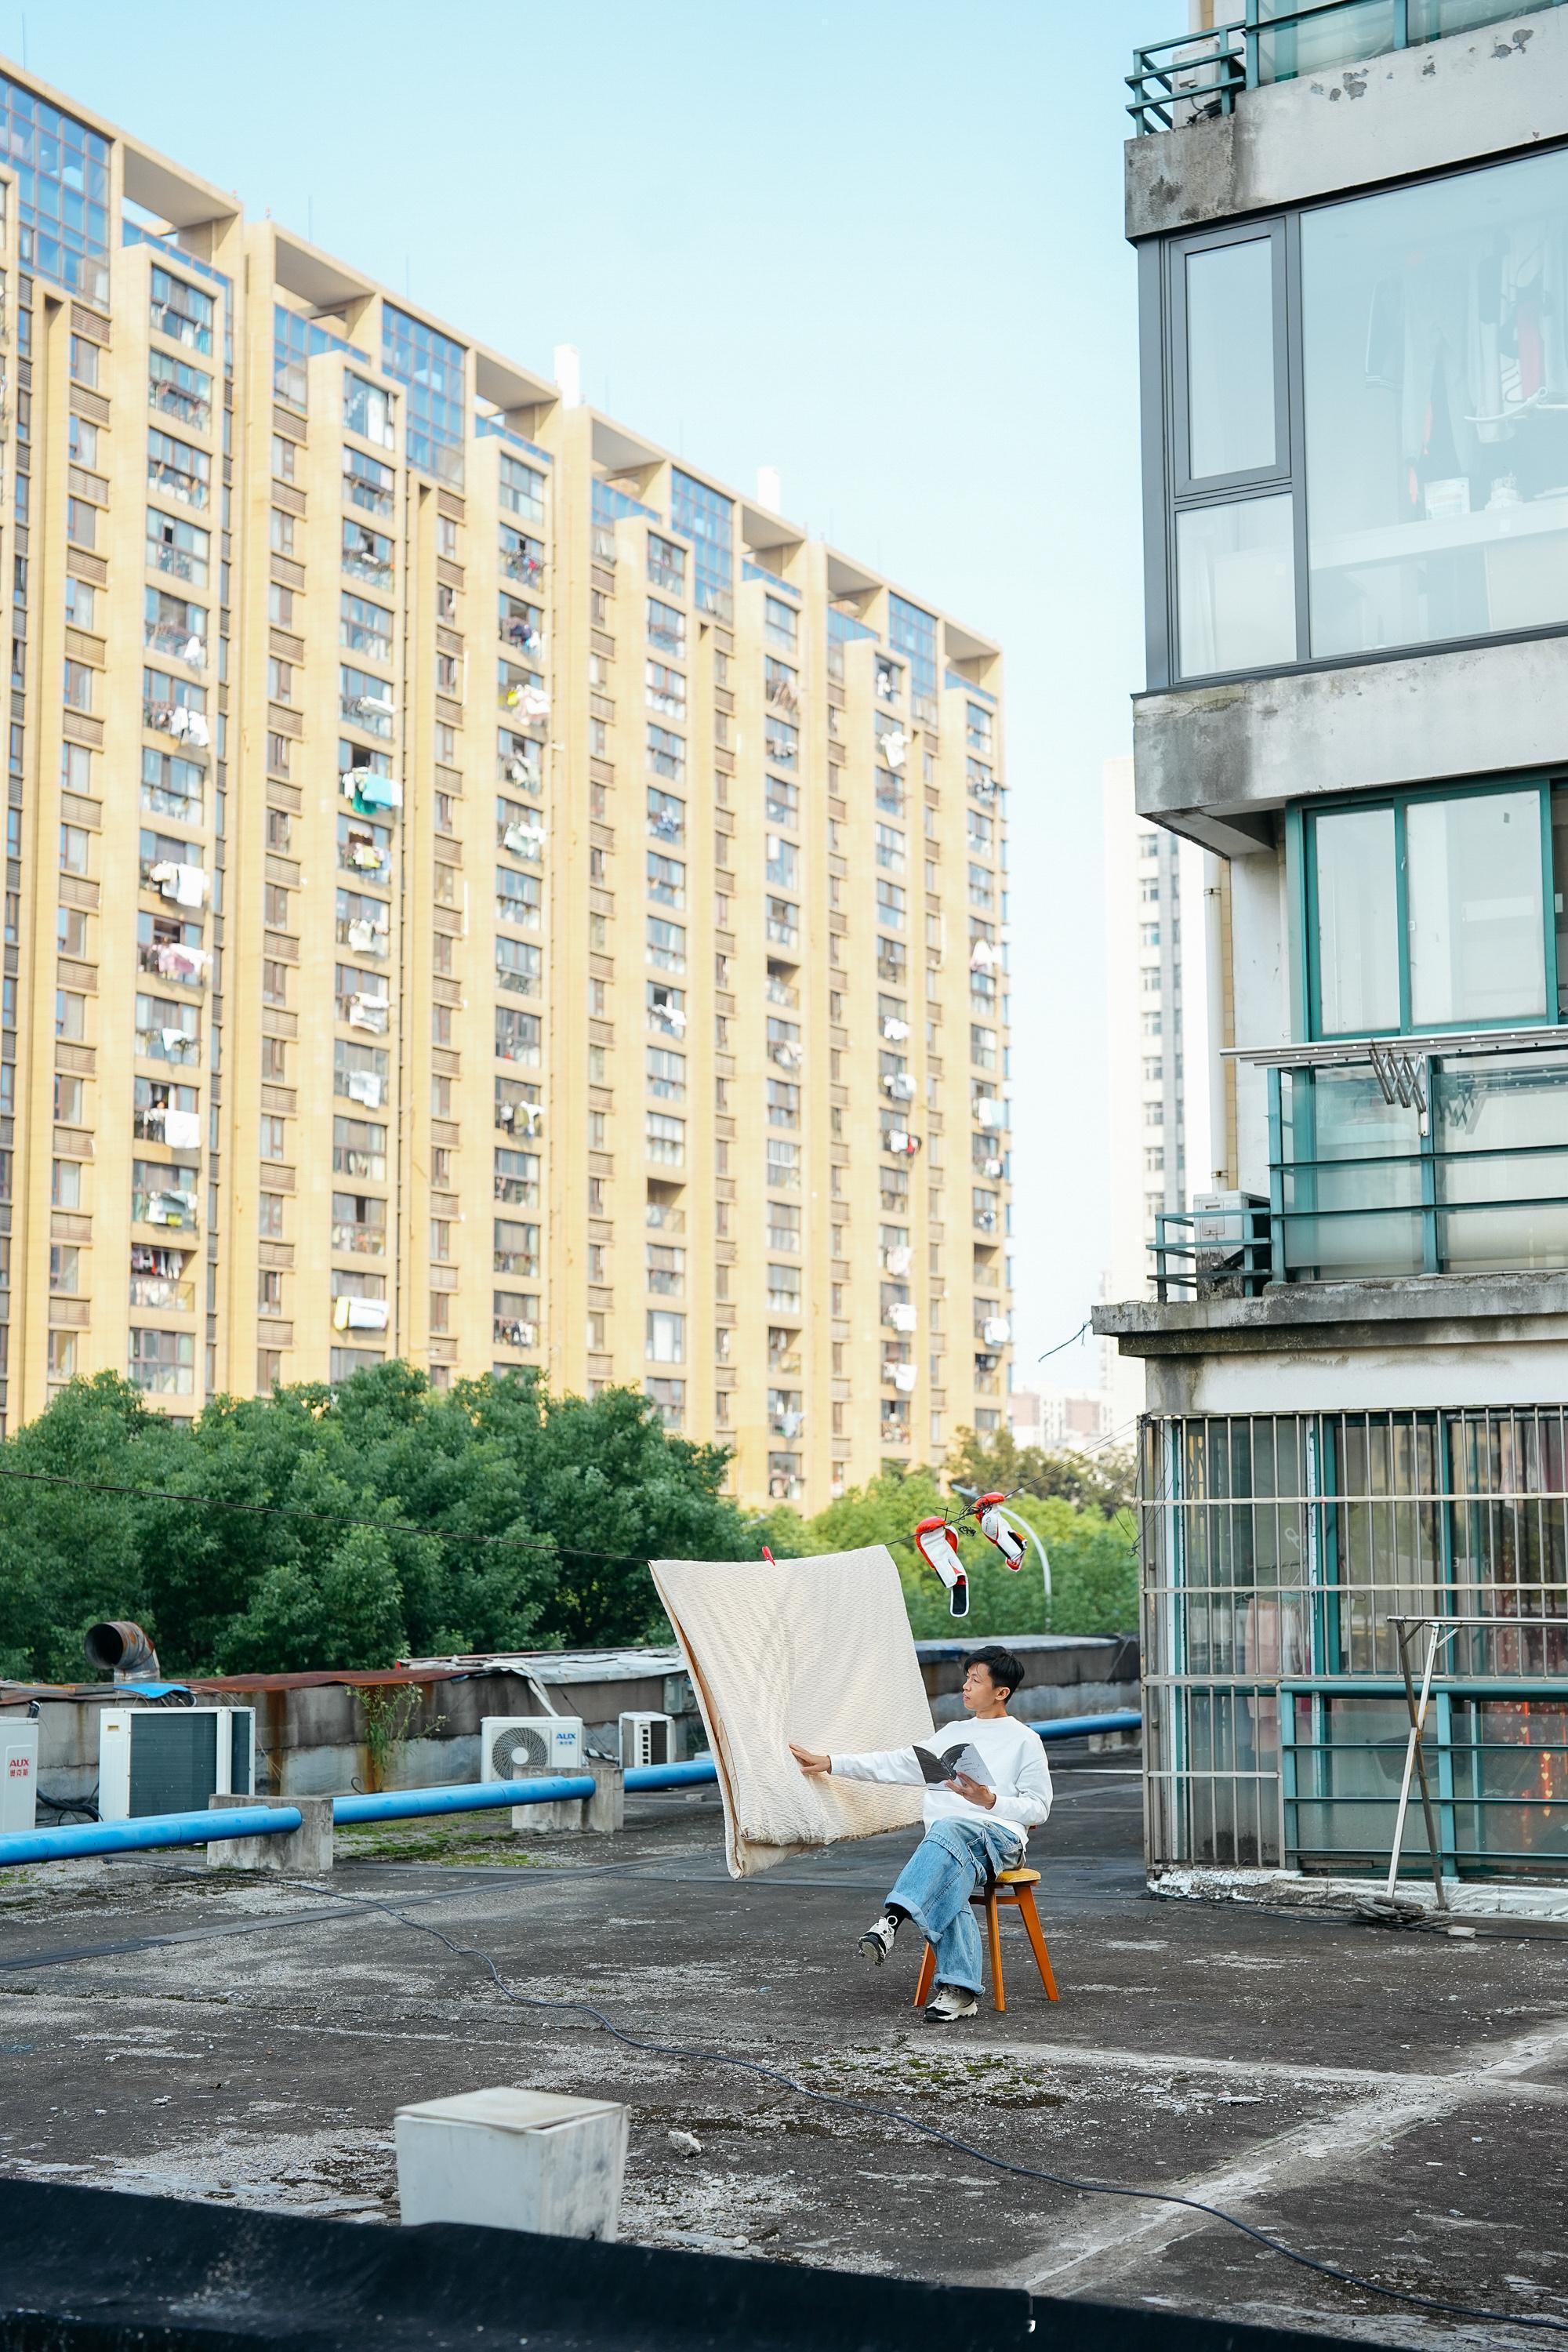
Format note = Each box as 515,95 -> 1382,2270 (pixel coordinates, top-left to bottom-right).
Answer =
1129,0 -> 1563,135
1151,1197 -> 1272,1300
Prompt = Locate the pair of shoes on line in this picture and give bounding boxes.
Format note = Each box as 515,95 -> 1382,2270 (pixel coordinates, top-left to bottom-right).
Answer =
855,1912 -> 978,2023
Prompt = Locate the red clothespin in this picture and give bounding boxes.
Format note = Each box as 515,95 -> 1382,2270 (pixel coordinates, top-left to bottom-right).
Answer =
762,1546 -> 775,1565
914,1516 -> 968,1618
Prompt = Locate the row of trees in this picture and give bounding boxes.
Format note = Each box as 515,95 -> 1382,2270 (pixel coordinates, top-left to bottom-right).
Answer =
0,1367 -> 1137,1681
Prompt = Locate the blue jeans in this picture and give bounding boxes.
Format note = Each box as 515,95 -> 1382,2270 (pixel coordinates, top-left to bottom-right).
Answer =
887,1817 -> 1024,1995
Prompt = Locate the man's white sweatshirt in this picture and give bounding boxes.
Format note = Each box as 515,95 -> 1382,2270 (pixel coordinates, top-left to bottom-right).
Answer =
830,1713 -> 1054,1848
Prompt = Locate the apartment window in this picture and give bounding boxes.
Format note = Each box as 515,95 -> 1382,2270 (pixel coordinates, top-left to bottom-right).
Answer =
647,851 -> 685,911
147,346 -> 212,430
647,1047 -> 686,1101
875,824 -> 906,875
329,1192 -> 384,1255
647,724 -> 685,784
332,1116 -> 387,1180
150,264 -> 214,354
646,1309 -> 685,1363
258,1114 -> 287,1161
263,960 -> 289,1008
63,659 -> 93,713
1307,779 -> 1568,1037
1155,152 -> 1568,684
51,1157 -> 82,1209
646,916 -> 686,974
647,1243 -> 685,1298
68,334 -> 100,388
648,533 -> 687,597
764,714 -> 799,771
341,665 -> 394,738
767,1262 -> 802,1316
496,1006 -> 543,1065
767,1079 -> 800,1131
647,597 -> 684,656
765,835 -> 798,892
344,372 -> 395,448
670,471 -> 733,620
64,574 -> 96,629
766,897 -> 799,951
647,1112 -> 685,1166
647,982 -> 686,1038
496,936 -> 542,996
498,452 -> 545,520
148,428 -> 209,510
496,867 -> 541,931
343,445 -> 396,519
341,592 -> 393,662
645,659 -> 686,720
647,786 -> 684,845
767,1200 -> 802,1253
764,594 -> 797,652
876,880 -> 906,929
495,1148 -> 540,1207
494,1218 -> 539,1276
55,988 -> 86,1041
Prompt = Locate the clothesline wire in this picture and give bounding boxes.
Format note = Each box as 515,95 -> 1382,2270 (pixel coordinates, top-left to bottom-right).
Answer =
1036,1316 -> 1093,1363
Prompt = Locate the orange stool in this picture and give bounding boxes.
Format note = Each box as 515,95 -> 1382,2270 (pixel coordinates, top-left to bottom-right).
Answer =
912,1866 -> 1058,2014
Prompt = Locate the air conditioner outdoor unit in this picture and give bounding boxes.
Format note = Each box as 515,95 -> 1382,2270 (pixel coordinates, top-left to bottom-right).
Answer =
619,1711 -> 674,1769
98,1707 -> 256,1823
0,1721 -> 38,1833
480,1715 -> 584,1783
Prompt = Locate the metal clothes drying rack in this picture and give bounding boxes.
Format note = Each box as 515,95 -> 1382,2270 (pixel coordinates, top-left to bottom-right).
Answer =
1385,1613 -> 1566,1909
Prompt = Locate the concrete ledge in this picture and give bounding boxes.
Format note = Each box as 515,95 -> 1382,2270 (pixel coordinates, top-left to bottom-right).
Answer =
1150,1863 -> 1568,1923
1125,9 -> 1565,240
1133,635 -> 1568,837
1095,1269 -> 1568,1357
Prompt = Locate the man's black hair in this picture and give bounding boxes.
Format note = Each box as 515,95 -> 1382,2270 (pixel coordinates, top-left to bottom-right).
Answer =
963,1645 -> 1026,1703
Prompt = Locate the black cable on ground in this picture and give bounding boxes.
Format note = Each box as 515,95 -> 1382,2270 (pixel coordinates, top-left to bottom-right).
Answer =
254,1871 -> 1568,2337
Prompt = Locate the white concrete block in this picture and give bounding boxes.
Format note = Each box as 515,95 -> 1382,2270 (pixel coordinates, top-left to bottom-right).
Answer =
395,2086 -> 628,2241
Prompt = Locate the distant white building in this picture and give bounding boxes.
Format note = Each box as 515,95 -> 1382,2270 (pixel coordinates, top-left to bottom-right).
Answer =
1102,756 -> 1214,1432
1007,1383 -> 1114,1454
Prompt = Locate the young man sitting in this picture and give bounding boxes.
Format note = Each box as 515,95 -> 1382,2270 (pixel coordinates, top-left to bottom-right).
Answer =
789,1642 -> 1052,2024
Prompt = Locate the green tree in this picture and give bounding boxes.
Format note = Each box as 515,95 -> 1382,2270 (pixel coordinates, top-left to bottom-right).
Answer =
945,1423 -> 1137,1518
0,1365 -> 762,1679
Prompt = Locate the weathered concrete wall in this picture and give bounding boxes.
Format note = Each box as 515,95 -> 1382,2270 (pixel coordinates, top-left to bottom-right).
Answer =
1134,636 -> 1568,836
1126,9 -> 1562,240
4,1638 -> 1142,1807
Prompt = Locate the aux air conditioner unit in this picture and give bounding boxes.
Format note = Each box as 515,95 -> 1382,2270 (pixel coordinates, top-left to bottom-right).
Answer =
619,1711 -> 674,1769
98,1706 -> 256,1822
480,1715 -> 584,1783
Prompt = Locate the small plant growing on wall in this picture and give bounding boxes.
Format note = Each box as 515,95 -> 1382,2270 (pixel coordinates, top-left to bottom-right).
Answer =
358,1683 -> 443,1793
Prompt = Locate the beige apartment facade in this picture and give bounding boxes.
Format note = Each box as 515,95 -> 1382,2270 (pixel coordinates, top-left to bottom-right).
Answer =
0,61 -> 1011,1512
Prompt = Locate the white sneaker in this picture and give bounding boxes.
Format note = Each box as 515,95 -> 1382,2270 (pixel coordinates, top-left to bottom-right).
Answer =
857,1908 -> 901,1965
924,1984 -> 979,2024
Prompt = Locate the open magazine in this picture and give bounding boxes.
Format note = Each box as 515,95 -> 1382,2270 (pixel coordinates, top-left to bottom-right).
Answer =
913,1740 -> 994,1788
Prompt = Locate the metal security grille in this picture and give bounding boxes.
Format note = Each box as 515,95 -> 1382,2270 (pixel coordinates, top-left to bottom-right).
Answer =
1141,1409 -> 1568,1879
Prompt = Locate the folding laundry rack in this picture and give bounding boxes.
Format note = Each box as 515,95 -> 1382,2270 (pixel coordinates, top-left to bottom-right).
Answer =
1385,1613 -> 1566,1907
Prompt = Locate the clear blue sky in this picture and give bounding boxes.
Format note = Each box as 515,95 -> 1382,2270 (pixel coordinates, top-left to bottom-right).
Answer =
29,0 -> 1153,1390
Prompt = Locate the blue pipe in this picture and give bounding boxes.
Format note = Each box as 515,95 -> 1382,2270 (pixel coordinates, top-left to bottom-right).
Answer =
332,1774 -> 595,1826
0,1804 -> 303,1868
624,1758 -> 717,1793
1026,1710 -> 1142,1743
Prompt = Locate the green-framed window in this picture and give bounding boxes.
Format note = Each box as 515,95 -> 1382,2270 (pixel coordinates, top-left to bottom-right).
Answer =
1299,776 -> 1568,1040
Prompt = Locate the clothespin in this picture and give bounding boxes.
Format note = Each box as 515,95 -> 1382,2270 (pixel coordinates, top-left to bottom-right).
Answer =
761,1546 -> 775,1565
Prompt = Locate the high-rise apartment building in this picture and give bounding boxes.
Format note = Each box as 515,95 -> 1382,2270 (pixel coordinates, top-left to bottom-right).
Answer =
1102,2 -> 1568,1888
0,61 -> 1011,1511
1102,753 -> 1211,1432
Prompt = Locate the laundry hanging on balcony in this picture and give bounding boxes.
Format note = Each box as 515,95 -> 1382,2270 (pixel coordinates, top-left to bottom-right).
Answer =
976,1493 -> 1028,1574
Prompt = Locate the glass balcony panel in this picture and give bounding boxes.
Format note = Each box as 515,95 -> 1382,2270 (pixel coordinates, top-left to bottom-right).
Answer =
1255,0 -> 1396,85
1281,1207 -> 1422,1278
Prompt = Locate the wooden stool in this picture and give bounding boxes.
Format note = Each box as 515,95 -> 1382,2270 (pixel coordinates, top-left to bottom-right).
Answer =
912,1867 -> 1059,2014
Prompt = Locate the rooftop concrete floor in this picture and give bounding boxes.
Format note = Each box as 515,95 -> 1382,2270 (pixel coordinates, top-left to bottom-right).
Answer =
0,1759 -> 1564,2347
